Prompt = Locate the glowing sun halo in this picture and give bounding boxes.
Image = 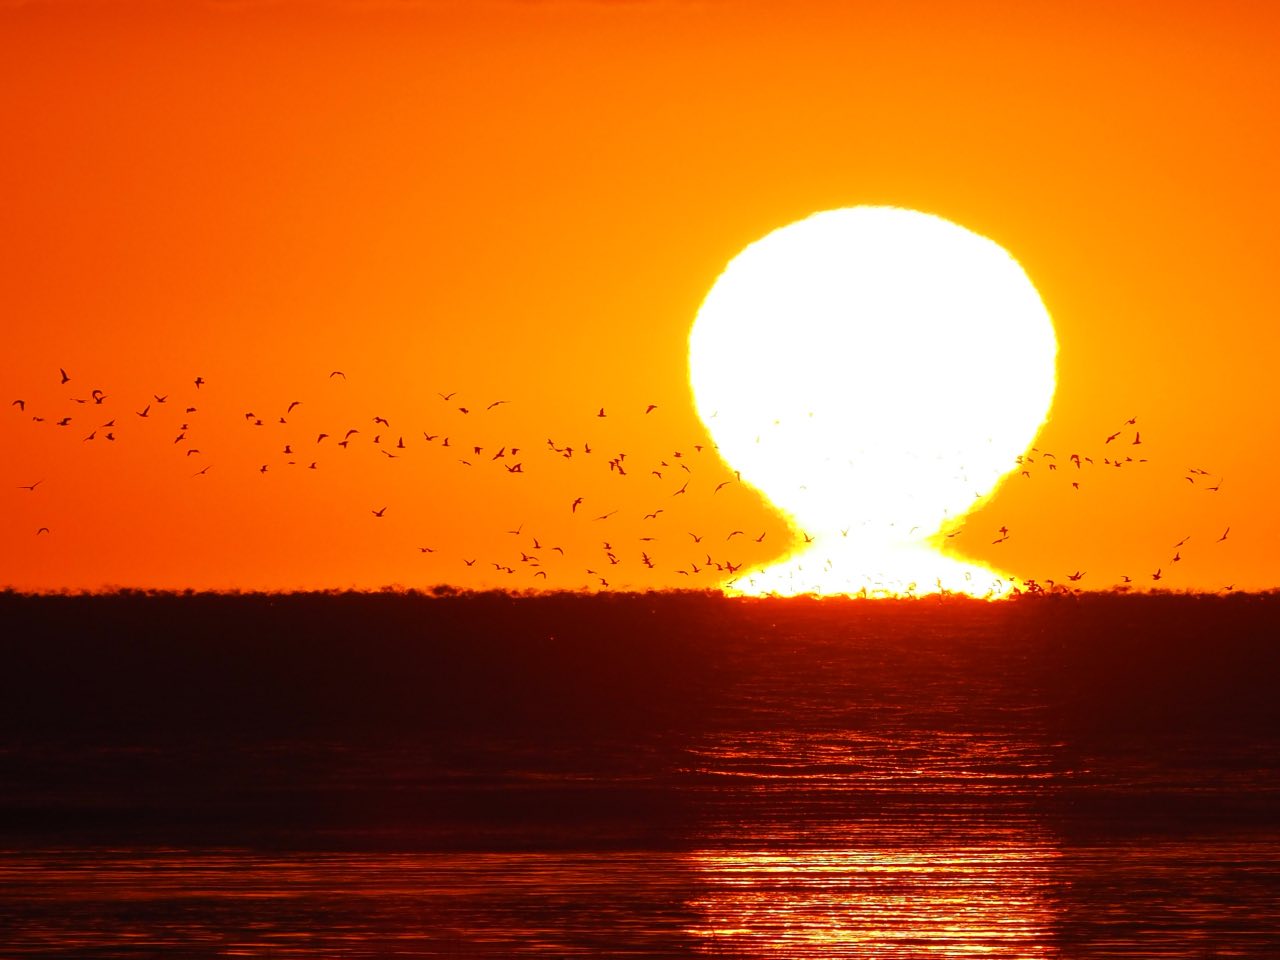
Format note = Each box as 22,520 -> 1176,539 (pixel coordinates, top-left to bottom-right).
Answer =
688,207 -> 1058,597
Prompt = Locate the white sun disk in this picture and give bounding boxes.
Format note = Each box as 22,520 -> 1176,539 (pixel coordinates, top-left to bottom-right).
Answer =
688,207 -> 1057,596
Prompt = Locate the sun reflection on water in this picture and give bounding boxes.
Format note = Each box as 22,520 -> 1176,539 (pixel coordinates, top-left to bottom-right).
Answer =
680,724 -> 1064,957
685,843 -> 1060,957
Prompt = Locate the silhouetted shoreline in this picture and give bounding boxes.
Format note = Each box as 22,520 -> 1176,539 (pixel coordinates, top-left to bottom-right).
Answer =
2,590 -> 1277,851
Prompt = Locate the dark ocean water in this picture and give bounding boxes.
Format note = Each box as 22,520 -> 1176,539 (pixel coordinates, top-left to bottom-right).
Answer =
1,592 -> 1278,957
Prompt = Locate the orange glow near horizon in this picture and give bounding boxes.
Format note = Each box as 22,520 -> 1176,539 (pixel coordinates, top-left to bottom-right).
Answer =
2,1 -> 1277,594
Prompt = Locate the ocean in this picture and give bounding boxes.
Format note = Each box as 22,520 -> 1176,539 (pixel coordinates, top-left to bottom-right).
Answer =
1,592 -> 1277,957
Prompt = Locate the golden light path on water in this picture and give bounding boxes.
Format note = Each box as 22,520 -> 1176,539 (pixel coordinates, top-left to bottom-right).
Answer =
685,845 -> 1059,957
688,207 -> 1058,598
680,726 -> 1063,956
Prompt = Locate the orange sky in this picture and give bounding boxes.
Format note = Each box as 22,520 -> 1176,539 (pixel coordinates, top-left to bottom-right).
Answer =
2,0 -> 1277,594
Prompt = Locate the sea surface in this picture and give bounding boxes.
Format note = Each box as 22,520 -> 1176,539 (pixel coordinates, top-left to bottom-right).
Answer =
1,592 -> 1278,957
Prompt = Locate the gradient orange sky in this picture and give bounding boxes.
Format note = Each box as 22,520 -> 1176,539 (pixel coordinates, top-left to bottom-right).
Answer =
2,0 -> 1277,593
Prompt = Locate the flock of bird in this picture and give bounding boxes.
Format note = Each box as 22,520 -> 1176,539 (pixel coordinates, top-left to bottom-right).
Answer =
7,366 -> 1236,595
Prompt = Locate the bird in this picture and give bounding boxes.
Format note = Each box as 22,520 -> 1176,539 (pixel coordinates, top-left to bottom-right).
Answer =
374,416 -> 390,426
486,400 -> 509,410
287,401 -> 302,413
372,507 -> 387,518
330,370 -> 346,379
136,405 -> 150,418
1068,570 -> 1085,582
17,480 -> 42,491
713,481 -> 732,494
438,391 -> 456,401
726,530 -> 744,540
644,404 -> 658,414
688,532 -> 703,543
463,558 -> 476,566
754,532 -> 766,542
418,546 -> 435,553
192,465 -> 212,477
11,399 -> 24,411
571,497 -> 583,513
37,527 -> 50,535
194,376 -> 205,389
1132,431 -> 1142,445
597,408 -> 606,417
643,509 -> 663,519
1218,527 -> 1230,542
153,394 -> 167,403
1151,568 -> 1163,581
59,368 -> 70,384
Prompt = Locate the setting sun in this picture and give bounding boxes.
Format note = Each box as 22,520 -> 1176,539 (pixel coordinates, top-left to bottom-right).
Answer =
688,207 -> 1057,596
